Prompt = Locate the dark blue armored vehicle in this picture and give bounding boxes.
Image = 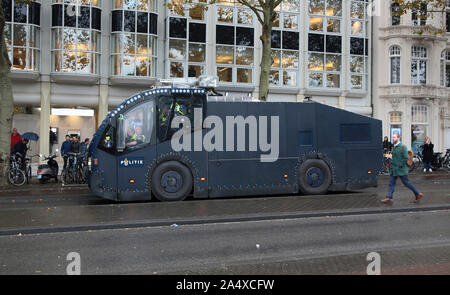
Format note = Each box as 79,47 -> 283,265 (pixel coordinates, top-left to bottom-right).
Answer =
88,82 -> 382,202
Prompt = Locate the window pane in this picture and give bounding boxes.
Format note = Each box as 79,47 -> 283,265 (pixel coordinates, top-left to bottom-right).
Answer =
350,1 -> 364,19
282,50 -> 299,69
12,47 -> 26,70
217,67 -> 232,82
169,39 -> 186,59
237,68 -> 252,83
216,45 -> 234,64
309,72 -> 323,87
327,19 -> 340,33
326,54 -> 341,71
188,65 -> 204,78
217,7 -> 233,23
350,56 -> 364,73
309,17 -> 323,31
326,74 -> 340,88
284,14 -> 298,29
188,43 -> 205,62
351,75 -> 363,89
236,46 -> 253,66
237,8 -> 252,25
170,61 -> 184,77
271,50 -> 281,67
309,0 -> 325,15
327,0 -> 342,16
270,70 -> 280,85
122,54 -> 136,75
13,24 -> 27,47
283,71 -> 296,86
136,55 -> 148,76
351,21 -> 363,35
308,53 -> 324,71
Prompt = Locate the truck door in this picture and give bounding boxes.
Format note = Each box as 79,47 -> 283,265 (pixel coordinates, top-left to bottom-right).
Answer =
116,100 -> 157,201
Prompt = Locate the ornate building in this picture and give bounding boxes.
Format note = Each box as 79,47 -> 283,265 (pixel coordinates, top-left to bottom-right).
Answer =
373,0 -> 450,153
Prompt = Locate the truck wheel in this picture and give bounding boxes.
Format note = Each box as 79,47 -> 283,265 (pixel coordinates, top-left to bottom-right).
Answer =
298,159 -> 332,195
151,161 -> 192,202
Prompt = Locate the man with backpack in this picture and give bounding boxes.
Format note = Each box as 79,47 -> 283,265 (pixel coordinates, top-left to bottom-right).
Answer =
381,133 -> 423,204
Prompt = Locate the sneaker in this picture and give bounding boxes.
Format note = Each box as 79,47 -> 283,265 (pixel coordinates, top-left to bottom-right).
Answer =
429,169 -> 432,173
423,168 -> 427,173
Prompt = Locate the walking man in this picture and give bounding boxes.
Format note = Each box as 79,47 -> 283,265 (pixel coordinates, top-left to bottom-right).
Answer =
381,133 -> 423,204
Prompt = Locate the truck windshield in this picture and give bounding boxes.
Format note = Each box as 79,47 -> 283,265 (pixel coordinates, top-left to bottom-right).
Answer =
120,100 -> 155,150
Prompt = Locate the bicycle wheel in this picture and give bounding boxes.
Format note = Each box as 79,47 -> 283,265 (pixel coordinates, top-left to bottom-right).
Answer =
8,168 -> 26,186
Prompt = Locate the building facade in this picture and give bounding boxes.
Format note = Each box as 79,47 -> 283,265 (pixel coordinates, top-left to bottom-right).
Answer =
5,0 -> 372,157
373,0 -> 450,153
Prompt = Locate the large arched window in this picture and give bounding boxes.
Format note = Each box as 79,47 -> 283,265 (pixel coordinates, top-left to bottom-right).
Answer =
2,0 -> 41,71
389,45 -> 401,84
111,0 -> 158,77
441,49 -> 450,87
51,0 -> 101,74
411,46 -> 427,85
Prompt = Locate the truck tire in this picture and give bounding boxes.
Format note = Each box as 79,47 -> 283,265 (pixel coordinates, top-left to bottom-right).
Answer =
151,161 -> 192,202
298,159 -> 332,195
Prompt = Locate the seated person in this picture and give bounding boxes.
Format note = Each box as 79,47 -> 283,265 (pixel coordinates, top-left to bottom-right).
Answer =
126,125 -> 146,147
174,104 -> 187,117
125,127 -> 135,146
159,105 -> 170,126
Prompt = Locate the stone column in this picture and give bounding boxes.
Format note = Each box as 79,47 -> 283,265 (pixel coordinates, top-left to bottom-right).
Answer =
98,84 -> 109,127
337,96 -> 346,109
39,82 -> 51,163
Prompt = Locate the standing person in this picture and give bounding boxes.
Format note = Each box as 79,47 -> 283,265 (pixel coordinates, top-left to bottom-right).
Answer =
381,133 -> 423,204
383,136 -> 393,153
420,136 -> 434,173
61,135 -> 72,169
70,136 -> 81,153
49,128 -> 57,154
10,128 -> 21,151
80,138 -> 90,162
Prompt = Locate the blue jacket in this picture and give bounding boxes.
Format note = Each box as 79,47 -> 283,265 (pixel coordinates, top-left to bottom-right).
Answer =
61,141 -> 72,156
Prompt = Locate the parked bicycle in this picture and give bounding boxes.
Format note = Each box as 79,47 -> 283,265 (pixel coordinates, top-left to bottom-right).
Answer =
7,153 -> 26,186
61,152 -> 88,185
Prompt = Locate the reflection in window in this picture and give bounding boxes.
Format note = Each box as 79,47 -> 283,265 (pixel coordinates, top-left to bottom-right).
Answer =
51,1 -> 101,74
111,1 -> 157,77
3,0 -> 41,71
168,4 -> 206,78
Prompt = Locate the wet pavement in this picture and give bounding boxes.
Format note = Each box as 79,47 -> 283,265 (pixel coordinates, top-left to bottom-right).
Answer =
0,174 -> 448,236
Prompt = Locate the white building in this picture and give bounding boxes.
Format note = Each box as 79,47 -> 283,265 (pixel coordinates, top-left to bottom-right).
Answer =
5,0 -> 372,157
372,0 -> 450,153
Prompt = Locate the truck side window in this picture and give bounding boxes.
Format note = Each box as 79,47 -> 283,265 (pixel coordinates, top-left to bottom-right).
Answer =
120,101 -> 155,150
98,125 -> 115,153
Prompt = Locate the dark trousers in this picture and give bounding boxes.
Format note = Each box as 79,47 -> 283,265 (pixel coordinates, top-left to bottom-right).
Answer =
387,175 -> 420,199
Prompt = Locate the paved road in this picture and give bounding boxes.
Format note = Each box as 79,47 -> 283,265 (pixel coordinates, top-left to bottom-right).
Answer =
0,174 -> 448,274
0,210 -> 448,274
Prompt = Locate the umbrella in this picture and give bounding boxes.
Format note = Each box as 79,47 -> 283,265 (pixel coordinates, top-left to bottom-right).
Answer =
21,132 -> 39,141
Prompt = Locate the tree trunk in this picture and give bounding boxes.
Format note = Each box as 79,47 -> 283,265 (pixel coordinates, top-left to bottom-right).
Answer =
258,19 -> 272,102
0,0 -> 14,186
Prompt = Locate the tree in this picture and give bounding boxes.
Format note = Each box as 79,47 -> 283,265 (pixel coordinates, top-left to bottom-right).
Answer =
0,0 -> 30,185
392,0 -> 447,34
169,0 -> 284,101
